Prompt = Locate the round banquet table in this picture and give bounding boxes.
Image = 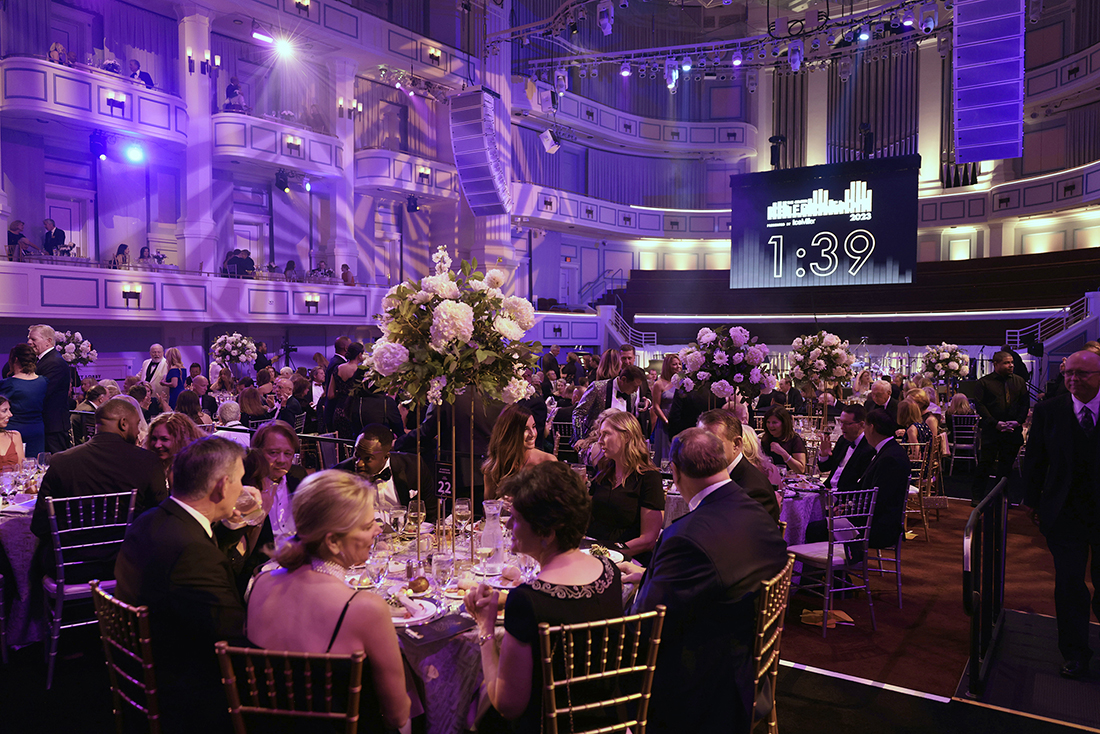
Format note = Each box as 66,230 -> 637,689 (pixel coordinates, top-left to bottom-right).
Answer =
780,482 -> 828,546
0,496 -> 45,648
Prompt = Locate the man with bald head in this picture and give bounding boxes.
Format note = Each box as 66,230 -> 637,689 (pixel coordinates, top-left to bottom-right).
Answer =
1024,349 -> 1100,680
31,397 -> 167,575
29,323 -> 72,452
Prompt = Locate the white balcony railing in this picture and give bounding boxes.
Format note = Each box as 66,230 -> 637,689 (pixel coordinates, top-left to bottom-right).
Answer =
211,112 -> 344,178
353,149 -> 460,201
0,57 -> 188,146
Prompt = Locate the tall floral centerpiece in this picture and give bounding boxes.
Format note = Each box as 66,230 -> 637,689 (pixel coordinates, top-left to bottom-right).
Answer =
789,330 -> 855,420
56,330 -> 98,367
210,332 -> 258,377
673,326 -> 776,404
366,246 -> 542,559
922,343 -> 970,389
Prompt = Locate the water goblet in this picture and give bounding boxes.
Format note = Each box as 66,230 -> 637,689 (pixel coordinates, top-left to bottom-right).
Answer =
389,508 -> 407,536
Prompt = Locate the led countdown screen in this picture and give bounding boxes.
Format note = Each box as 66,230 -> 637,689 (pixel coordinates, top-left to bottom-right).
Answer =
729,155 -> 919,289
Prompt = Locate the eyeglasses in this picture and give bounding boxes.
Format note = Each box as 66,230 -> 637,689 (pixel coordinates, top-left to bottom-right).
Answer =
1064,370 -> 1100,379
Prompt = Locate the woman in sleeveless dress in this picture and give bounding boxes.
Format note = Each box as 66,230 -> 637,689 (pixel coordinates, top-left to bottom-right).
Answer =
0,344 -> 48,457
247,470 -> 410,731
466,462 -> 623,733
0,395 -> 26,472
650,354 -> 681,464
161,347 -> 186,409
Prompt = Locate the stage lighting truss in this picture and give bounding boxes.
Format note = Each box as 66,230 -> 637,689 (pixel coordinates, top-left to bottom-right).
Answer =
372,67 -> 452,102
514,0 -> 941,88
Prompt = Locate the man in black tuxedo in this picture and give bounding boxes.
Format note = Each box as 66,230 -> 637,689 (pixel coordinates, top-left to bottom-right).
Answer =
817,403 -> 875,492
28,324 -> 73,453
863,380 -> 900,425
572,364 -> 651,439
320,335 -> 350,430
335,424 -> 436,521
972,350 -> 1030,503
539,344 -> 560,377
1023,349 -> 1100,679
188,375 -> 218,416
272,376 -> 303,427
698,408 -> 780,522
31,398 -> 166,579
859,408 -> 911,550
128,59 -> 154,88
42,218 -> 65,254
778,377 -> 804,414
115,437 -> 253,733
631,428 -> 788,734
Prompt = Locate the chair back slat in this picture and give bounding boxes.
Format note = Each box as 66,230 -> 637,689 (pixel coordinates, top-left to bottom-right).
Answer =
46,490 -> 137,586
538,606 -> 666,734
216,643 -> 367,731
91,580 -> 161,733
752,554 -> 796,733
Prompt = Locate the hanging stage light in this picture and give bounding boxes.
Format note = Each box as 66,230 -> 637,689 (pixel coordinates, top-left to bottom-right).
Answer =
858,26 -> 869,41
903,8 -> 915,26
406,195 -> 419,213
681,56 -> 692,72
275,169 -> 290,193
732,49 -> 743,66
89,131 -> 107,161
620,61 -> 632,77
303,177 -> 311,193
251,19 -> 274,44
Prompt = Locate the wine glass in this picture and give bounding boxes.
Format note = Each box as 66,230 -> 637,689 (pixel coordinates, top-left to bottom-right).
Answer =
36,452 -> 51,470
388,508 -> 407,536
407,500 -> 426,531
454,498 -> 472,532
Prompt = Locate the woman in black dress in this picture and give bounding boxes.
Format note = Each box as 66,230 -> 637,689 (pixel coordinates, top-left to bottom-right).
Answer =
466,462 -> 623,734
760,405 -> 807,474
587,410 -> 664,560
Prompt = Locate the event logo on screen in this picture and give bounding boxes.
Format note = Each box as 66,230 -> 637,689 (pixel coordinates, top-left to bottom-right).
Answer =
729,157 -> 918,290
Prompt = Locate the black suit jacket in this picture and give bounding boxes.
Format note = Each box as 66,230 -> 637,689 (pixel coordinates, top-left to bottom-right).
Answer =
729,457 -> 780,522
43,227 -> 65,254
32,432 -> 166,541
334,451 -> 437,521
864,396 -> 900,425
275,396 -> 303,427
1023,393 -> 1100,535
198,393 -> 218,417
818,435 -> 875,493
632,481 -> 788,734
115,499 -> 246,725
858,438 -> 911,549
37,347 -> 70,433
130,70 -> 154,88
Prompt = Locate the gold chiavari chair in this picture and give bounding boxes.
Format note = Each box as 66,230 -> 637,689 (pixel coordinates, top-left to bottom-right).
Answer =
216,643 -> 368,734
90,580 -> 161,734
752,554 -> 796,734
537,606 -> 667,734
900,442 -> 930,541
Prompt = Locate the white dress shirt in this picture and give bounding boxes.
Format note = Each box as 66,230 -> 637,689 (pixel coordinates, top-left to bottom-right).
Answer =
267,476 -> 296,550
610,378 -> 638,413
373,459 -> 402,512
827,433 -> 864,490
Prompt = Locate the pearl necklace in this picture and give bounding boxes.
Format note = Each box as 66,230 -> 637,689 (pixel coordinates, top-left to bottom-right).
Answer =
310,556 -> 348,581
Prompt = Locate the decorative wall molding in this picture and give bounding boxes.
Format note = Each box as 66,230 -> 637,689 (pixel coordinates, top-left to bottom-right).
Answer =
212,113 -> 343,178
512,183 -> 732,239
1024,39 -> 1100,112
354,149 -> 460,201
919,159 -> 1100,228
0,260 -> 386,325
511,78 -> 758,160
0,58 -> 188,146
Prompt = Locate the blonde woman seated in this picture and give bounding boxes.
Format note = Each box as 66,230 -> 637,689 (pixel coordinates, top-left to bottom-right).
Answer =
246,471 -> 411,731
482,404 -> 556,500
741,423 -> 783,487
944,393 -> 975,445
587,411 -> 663,560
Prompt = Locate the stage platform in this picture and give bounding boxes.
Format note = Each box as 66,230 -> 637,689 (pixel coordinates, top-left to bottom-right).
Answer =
954,609 -> 1100,732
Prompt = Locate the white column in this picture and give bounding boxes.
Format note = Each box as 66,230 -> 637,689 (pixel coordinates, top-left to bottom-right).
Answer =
327,57 -> 360,278
458,0 -> 517,289
804,70 -> 829,166
917,41 -> 944,191
175,8 -> 217,272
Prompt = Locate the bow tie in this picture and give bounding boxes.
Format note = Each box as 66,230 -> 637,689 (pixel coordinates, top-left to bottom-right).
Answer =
616,390 -> 633,401
371,468 -> 392,483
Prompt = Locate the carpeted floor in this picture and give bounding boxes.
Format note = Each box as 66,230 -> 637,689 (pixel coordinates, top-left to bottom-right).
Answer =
781,478 -> 1063,699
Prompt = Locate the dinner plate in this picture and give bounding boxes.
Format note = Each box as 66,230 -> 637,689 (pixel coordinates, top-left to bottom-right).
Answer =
581,548 -> 625,564
390,599 -> 438,627
486,576 -> 524,590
